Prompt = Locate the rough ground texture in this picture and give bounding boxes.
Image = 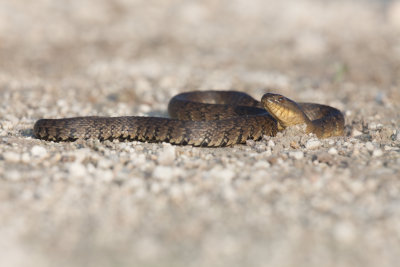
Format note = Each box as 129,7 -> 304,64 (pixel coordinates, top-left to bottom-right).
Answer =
1,0 -> 400,266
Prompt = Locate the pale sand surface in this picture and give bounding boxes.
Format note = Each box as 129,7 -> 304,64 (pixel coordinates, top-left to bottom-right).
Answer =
0,1 -> 400,266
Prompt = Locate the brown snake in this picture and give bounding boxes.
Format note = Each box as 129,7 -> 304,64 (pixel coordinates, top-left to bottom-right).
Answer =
33,90 -> 345,147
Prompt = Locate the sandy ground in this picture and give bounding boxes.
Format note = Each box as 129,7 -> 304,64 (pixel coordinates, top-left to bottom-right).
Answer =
0,0 -> 400,266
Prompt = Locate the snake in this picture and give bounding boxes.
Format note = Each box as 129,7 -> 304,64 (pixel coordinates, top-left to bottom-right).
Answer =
33,90 -> 345,147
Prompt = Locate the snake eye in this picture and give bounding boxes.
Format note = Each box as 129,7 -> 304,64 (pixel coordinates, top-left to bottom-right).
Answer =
278,96 -> 285,102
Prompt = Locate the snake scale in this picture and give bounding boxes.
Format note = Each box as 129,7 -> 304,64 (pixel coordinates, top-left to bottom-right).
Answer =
34,91 -> 345,147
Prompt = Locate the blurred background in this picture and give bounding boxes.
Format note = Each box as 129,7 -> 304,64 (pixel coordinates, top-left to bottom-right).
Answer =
1,0 -> 399,85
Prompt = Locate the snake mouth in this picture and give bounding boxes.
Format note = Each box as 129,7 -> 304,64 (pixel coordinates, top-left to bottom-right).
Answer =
262,93 -> 288,108
262,93 -> 288,112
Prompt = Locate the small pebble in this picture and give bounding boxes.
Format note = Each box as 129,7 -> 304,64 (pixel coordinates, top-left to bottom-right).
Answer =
365,142 -> 374,151
31,145 -> 47,158
68,162 -> 87,178
352,129 -> 363,137
343,142 -> 351,148
253,161 -> 270,169
157,144 -> 176,165
289,151 -> 304,160
207,167 -> 235,182
255,143 -> 267,152
305,139 -> 321,150
2,151 -> 20,162
98,159 -> 113,169
0,120 -> 13,130
21,153 -> 30,163
268,140 -> 275,147
372,149 -> 383,157
368,122 -> 378,130
263,149 -> 272,157
152,166 -> 174,180
316,152 -> 333,164
328,147 -> 338,155
246,140 -> 256,147
101,170 -> 114,182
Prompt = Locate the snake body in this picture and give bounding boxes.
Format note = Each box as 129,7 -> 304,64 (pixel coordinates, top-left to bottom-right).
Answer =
34,91 -> 344,147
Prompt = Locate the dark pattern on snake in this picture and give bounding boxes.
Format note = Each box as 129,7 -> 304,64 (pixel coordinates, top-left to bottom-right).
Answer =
33,91 -> 345,147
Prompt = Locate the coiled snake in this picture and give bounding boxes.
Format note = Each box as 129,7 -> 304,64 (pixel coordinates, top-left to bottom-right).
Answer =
34,91 -> 344,147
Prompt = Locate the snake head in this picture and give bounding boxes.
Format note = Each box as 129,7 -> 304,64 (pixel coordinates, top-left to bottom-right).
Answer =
261,93 -> 310,128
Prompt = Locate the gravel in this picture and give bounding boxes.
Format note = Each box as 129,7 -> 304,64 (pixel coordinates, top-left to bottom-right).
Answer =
305,138 -> 322,150
1,1 -> 400,267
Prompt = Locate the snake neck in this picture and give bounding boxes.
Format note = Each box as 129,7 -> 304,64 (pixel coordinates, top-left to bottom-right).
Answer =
262,93 -> 313,130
